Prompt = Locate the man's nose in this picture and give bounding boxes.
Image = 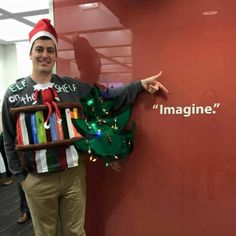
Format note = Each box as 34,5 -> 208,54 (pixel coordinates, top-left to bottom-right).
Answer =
42,49 -> 49,57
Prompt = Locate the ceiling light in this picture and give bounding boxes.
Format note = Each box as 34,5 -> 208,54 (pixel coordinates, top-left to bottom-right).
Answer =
79,2 -> 99,10
0,19 -> 32,41
0,0 -> 49,13
202,10 -> 218,16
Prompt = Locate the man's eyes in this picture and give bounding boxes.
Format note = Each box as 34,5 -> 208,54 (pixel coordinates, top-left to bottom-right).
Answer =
35,47 -> 43,52
35,47 -> 55,54
47,48 -> 55,54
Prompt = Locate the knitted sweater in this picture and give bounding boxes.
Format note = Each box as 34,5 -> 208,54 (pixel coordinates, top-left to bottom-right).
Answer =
2,74 -> 143,182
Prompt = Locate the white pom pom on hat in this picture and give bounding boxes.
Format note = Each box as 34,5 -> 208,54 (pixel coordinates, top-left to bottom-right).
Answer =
29,18 -> 58,49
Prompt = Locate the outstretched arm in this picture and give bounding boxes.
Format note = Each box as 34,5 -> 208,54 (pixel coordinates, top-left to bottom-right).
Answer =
104,71 -> 169,110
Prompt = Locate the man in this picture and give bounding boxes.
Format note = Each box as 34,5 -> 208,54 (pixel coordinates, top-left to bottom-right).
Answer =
0,132 -> 13,186
2,19 -> 169,236
17,181 -> 30,223
1,132 -> 30,223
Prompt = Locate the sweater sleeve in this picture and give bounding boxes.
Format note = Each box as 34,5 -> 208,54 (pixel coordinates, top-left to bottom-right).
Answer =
102,80 -> 144,109
1,89 -> 26,183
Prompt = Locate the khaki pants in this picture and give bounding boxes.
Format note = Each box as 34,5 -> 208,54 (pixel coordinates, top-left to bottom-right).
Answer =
23,165 -> 86,236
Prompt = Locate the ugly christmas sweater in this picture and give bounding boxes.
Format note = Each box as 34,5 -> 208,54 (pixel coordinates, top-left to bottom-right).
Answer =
2,74 -> 143,182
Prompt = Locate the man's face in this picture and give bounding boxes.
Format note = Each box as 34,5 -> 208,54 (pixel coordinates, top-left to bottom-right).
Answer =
30,39 -> 57,75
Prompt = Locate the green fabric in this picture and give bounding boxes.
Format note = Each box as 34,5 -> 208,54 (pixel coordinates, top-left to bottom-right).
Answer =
73,85 -> 135,164
74,122 -> 135,162
73,105 -> 132,136
80,85 -> 117,118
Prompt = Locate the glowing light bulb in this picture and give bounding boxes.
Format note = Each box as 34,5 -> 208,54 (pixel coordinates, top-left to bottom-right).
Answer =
87,99 -> 94,106
91,123 -> 97,129
96,129 -> 102,137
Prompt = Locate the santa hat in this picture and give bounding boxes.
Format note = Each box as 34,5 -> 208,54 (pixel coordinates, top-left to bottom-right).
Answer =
29,18 -> 58,49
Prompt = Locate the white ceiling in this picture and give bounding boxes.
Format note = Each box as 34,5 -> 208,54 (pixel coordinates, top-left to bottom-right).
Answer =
0,0 -> 50,44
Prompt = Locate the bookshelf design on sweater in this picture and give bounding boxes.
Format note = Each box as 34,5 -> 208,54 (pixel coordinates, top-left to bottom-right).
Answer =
10,84 -> 135,166
10,102 -> 82,151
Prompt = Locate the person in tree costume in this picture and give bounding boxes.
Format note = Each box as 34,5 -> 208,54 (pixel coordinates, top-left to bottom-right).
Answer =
2,19 -> 169,236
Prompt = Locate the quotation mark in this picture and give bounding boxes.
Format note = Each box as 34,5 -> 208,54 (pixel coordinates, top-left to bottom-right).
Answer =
214,103 -> 220,108
213,103 -> 220,113
153,104 -> 158,109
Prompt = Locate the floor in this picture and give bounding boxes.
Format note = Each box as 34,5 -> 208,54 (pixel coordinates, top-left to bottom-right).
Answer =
0,176 -> 34,236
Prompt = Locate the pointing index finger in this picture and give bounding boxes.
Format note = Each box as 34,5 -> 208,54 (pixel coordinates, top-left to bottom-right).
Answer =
154,71 -> 162,79
150,82 -> 169,94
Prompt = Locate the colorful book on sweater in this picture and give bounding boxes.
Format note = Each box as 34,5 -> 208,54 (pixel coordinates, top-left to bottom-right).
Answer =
65,108 -> 82,138
65,108 -> 74,138
16,113 -> 29,145
30,114 -> 38,144
73,108 -> 79,119
56,115 -> 64,141
50,113 -> 59,141
35,111 -> 47,143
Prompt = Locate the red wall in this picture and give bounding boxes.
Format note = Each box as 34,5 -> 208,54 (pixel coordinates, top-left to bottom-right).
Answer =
54,0 -> 236,235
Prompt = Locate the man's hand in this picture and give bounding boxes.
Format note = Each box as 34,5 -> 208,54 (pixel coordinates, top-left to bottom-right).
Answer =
109,161 -> 123,172
141,71 -> 169,94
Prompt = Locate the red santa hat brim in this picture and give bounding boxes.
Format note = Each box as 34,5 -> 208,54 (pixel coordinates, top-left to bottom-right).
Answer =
29,18 -> 58,49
